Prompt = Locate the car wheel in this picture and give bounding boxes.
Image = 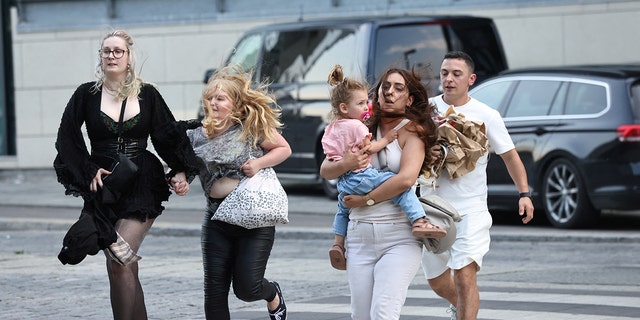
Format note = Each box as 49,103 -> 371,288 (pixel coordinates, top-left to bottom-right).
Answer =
321,177 -> 339,199
541,158 -> 598,228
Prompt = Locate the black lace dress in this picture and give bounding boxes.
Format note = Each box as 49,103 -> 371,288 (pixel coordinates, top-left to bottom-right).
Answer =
54,82 -> 198,264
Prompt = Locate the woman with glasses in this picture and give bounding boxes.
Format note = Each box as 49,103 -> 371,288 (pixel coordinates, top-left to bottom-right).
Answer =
54,30 -> 198,320
320,67 -> 438,319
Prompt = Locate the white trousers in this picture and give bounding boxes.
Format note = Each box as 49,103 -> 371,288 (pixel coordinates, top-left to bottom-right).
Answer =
346,221 -> 423,320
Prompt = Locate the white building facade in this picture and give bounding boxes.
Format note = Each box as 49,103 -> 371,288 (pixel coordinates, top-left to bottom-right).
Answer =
3,0 -> 639,169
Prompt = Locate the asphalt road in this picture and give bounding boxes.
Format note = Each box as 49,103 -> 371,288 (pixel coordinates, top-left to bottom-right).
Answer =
2,226 -> 639,319
1,169 -> 640,319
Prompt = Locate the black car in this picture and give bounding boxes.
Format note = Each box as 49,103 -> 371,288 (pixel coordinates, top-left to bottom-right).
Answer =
200,15 -> 508,198
469,65 -> 640,228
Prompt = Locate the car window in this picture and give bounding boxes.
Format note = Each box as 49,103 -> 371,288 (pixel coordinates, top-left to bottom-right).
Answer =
448,21 -> 507,84
564,82 -> 607,115
549,82 -> 569,116
470,80 -> 513,114
631,81 -> 640,121
373,24 -> 447,88
259,28 -> 357,84
301,28 -> 358,83
505,80 -> 562,117
259,30 -> 304,83
227,33 -> 262,74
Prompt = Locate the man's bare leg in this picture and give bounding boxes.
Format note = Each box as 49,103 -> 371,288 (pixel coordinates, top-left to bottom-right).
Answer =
453,263 -> 479,320
428,268 -> 457,306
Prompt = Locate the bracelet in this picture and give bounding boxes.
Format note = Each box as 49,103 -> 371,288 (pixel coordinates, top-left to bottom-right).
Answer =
519,191 -> 532,199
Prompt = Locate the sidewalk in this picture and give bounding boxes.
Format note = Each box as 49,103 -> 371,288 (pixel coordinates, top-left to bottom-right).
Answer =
1,168 -> 640,243
0,168 -> 336,239
0,169 -> 334,213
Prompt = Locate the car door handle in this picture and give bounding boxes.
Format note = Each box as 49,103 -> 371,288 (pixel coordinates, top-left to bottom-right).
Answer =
534,127 -> 548,135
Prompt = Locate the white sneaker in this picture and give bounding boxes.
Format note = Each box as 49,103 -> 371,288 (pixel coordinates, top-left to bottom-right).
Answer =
447,304 -> 457,320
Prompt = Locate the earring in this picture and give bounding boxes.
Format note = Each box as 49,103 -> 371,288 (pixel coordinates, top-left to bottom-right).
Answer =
127,64 -> 131,70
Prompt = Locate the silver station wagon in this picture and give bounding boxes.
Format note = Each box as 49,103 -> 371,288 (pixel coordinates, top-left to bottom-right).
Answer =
470,65 -> 640,228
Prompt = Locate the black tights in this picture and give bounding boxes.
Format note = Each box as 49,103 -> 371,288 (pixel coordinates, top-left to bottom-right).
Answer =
201,209 -> 277,320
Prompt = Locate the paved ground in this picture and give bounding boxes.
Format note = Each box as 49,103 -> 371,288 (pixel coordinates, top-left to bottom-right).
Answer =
1,169 -> 640,320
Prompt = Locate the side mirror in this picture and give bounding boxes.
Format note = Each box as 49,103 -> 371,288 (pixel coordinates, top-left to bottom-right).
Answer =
203,68 -> 215,84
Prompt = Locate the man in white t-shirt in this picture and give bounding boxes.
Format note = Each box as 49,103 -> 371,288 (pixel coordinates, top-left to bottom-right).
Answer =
421,51 -> 535,320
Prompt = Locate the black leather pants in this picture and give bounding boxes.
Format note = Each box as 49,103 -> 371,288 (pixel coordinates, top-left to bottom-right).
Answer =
201,207 -> 277,320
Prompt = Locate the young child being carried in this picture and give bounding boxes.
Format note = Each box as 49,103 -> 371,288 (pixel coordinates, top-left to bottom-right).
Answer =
321,65 -> 446,271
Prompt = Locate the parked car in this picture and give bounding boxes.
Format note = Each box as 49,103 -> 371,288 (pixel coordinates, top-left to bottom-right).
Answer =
199,15 -> 508,198
469,64 -> 640,228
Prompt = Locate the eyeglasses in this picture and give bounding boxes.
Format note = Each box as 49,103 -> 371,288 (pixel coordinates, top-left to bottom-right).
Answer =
99,48 -> 128,59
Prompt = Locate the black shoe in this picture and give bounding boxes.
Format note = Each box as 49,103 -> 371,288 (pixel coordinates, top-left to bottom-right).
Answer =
268,281 -> 287,320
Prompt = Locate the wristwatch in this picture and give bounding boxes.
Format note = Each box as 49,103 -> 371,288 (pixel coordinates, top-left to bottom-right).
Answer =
365,193 -> 375,206
519,191 -> 532,199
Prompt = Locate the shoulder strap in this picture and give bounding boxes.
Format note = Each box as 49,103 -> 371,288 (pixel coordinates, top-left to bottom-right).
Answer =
116,98 -> 128,138
116,98 -> 128,153
393,118 -> 410,131
376,119 -> 410,172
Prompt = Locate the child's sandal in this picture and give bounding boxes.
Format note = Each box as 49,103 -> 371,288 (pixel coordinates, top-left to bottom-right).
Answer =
412,218 -> 447,239
328,243 -> 347,270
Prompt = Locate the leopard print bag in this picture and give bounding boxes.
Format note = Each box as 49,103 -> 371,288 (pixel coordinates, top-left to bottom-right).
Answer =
213,167 -> 289,229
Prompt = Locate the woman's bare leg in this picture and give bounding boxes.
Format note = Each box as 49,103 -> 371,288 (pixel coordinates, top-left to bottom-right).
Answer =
106,217 -> 154,320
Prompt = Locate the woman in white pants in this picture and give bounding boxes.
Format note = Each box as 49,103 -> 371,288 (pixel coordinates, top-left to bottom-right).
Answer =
321,67 -> 439,319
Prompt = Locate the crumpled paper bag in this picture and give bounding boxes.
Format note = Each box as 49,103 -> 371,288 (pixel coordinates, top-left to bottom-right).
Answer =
424,106 -> 488,179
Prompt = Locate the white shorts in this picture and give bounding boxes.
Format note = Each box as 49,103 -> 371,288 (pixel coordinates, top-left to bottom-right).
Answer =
421,210 -> 493,279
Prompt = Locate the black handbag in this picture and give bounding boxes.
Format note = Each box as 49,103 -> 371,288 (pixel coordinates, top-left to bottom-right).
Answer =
102,98 -> 139,195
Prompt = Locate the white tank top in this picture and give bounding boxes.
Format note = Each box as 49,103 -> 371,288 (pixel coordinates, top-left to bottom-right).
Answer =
350,119 -> 412,223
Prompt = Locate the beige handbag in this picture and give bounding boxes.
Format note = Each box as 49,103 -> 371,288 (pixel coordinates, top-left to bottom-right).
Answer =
418,193 -> 462,254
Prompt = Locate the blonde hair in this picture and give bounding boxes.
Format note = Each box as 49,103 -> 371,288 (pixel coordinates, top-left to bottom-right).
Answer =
201,64 -> 283,147
327,65 -> 368,121
92,29 -> 143,99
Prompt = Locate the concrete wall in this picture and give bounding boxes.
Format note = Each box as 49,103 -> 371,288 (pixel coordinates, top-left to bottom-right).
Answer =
488,2 -> 640,67
4,1 -> 640,168
6,17 -> 275,168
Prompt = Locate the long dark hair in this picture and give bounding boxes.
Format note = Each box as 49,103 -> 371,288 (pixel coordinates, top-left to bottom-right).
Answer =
369,67 -> 438,174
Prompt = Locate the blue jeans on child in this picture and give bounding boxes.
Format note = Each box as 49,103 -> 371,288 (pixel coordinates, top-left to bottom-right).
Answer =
331,166 -> 425,236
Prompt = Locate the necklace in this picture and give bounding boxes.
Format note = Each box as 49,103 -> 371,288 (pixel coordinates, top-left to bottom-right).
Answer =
103,86 -> 118,96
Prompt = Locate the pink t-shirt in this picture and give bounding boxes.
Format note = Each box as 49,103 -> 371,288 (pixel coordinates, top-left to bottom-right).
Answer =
321,119 -> 371,169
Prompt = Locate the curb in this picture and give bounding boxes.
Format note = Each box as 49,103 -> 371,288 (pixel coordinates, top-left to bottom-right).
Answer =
0,217 -> 336,240
3,217 -> 640,243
